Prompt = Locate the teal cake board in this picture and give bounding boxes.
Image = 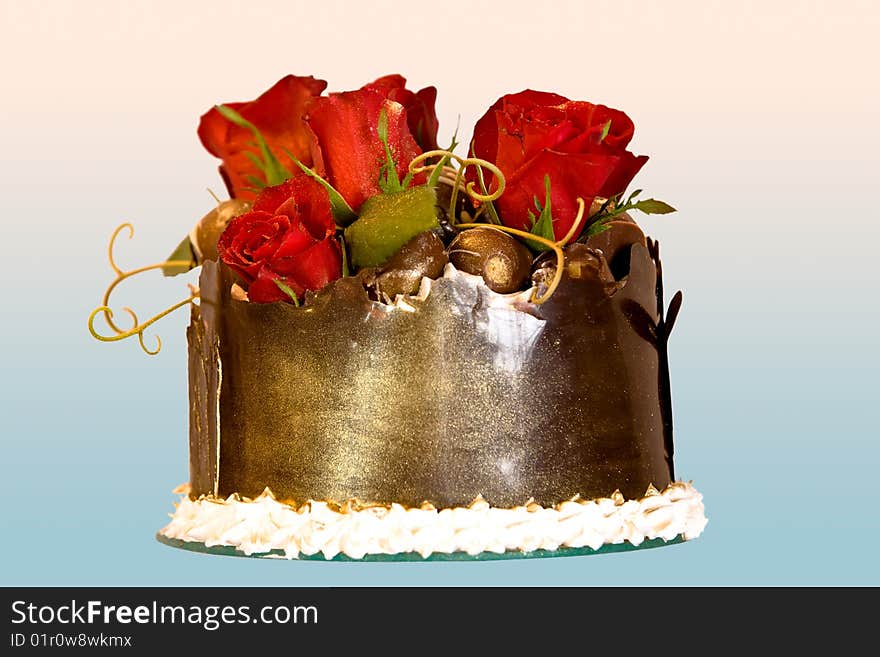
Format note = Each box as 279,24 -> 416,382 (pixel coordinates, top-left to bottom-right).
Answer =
156,532 -> 686,562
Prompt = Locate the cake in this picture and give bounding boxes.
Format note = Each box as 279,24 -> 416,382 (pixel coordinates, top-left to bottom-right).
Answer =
89,74 -> 707,560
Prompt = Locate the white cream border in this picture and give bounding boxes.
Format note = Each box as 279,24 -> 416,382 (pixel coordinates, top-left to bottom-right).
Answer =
159,481 -> 707,560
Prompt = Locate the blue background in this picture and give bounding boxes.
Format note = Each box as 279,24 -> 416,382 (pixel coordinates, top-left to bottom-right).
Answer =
2,1 -> 878,585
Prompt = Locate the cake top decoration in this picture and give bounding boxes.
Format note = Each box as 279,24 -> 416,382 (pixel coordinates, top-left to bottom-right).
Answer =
89,73 -> 675,354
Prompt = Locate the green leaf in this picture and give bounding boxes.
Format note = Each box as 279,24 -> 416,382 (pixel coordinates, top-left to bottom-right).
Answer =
584,218 -> 614,238
468,140 -> 502,226
378,161 -> 403,193
283,150 -> 358,227
530,207 -> 555,241
162,235 -> 197,276
577,190 -> 676,243
418,129 -> 460,190
273,278 -> 301,306
377,107 -> 405,194
425,152 -> 451,188
243,151 -> 267,174
525,175 -> 556,252
338,235 -> 350,277
599,119 -> 612,142
633,199 -> 677,214
216,104 -> 291,187
377,106 -> 389,143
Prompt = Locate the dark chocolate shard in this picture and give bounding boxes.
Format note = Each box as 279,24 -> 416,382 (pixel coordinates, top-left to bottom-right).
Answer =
621,299 -> 658,343
187,260 -> 228,495
646,238 -> 676,479
664,291 -> 683,337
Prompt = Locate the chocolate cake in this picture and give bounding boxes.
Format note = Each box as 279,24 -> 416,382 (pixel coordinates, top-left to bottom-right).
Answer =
90,74 -> 706,559
188,233 -> 674,508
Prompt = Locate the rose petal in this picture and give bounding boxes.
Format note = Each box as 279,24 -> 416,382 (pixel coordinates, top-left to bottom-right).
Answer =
218,210 -> 289,282
306,87 -> 423,211
252,175 -> 335,240
237,215 -> 290,264
271,237 -> 342,292
251,178 -> 302,214
471,89 -> 570,175
597,150 -> 649,199
552,102 -> 636,152
273,221 -> 316,259
499,149 -> 644,239
197,75 -> 328,201
247,267 -> 298,304
368,75 -> 439,151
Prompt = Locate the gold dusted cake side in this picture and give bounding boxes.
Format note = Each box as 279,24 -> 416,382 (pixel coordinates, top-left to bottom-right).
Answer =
188,239 -> 675,508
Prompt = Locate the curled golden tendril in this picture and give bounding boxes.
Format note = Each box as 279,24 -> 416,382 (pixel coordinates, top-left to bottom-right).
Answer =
408,150 -> 505,220
88,223 -> 199,355
555,198 -> 587,247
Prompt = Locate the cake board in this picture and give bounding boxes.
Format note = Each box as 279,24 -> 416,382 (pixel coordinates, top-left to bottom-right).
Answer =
156,533 -> 686,562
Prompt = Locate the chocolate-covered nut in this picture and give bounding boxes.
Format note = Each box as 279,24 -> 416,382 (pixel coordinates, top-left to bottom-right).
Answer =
382,231 -> 448,278
447,227 -> 532,294
532,243 -> 617,298
195,199 -> 250,262
374,269 -> 424,299
564,244 -> 617,286
373,231 -> 449,299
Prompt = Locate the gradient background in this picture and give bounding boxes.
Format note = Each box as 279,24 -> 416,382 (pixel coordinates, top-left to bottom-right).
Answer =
1,0 -> 877,585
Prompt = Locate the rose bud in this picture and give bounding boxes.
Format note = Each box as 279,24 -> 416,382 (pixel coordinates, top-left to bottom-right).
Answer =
217,174 -> 342,304
468,91 -> 648,241
193,198 -> 251,263
162,198 -> 251,276
447,226 -> 533,294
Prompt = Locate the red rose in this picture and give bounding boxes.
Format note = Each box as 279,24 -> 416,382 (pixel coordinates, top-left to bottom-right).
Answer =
217,174 -> 342,303
470,90 -> 648,241
306,82 -> 427,212
367,75 -> 439,151
198,75 -> 328,201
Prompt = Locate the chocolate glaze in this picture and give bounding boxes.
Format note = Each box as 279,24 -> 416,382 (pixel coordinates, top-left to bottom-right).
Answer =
583,214 -> 646,280
187,228 -> 678,507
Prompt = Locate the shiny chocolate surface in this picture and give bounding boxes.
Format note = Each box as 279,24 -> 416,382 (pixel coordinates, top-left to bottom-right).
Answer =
188,233 -> 676,507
